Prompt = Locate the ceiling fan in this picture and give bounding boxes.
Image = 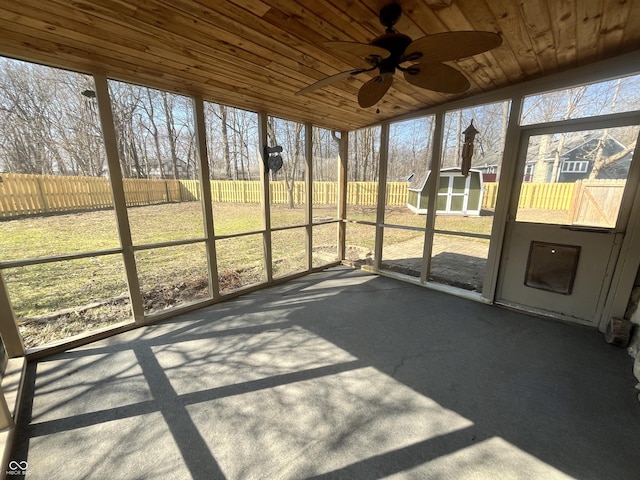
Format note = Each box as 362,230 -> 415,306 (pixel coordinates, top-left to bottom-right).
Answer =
295,3 -> 502,108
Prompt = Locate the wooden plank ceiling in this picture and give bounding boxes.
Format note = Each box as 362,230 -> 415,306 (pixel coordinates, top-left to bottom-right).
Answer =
0,0 -> 639,131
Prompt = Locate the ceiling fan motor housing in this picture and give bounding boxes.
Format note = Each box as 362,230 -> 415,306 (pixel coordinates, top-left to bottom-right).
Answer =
371,32 -> 412,58
370,32 -> 413,77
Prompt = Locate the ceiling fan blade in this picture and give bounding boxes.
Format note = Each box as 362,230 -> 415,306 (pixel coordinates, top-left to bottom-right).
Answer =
296,68 -> 369,95
325,41 -> 391,60
358,76 -> 393,108
404,63 -> 470,93
404,31 -> 502,63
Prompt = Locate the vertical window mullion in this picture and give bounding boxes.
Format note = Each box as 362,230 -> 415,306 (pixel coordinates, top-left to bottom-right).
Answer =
337,131 -> 348,261
374,123 -> 390,271
93,74 -> 145,323
193,96 -> 220,300
258,112 -> 273,282
305,123 -> 313,270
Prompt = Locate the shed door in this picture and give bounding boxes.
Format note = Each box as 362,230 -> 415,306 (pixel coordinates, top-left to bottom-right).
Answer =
496,124 -> 640,325
437,174 -> 470,214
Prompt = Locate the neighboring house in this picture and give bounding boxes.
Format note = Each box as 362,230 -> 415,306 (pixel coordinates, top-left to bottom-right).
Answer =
148,159 -> 190,179
474,162 -> 499,182
524,132 -> 633,183
471,151 -> 502,182
472,132 -> 633,183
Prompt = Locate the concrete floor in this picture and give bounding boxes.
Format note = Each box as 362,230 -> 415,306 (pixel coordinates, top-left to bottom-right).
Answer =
10,267 -> 640,479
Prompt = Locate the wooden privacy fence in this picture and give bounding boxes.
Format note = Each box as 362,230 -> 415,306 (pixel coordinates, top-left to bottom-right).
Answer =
569,179 -> 626,227
516,181 -> 575,210
0,174 -> 114,216
482,182 -> 500,210
0,173 -> 199,217
0,173 -> 625,219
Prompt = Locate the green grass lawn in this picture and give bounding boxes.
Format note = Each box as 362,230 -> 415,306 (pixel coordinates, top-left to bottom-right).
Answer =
0,201 -> 498,347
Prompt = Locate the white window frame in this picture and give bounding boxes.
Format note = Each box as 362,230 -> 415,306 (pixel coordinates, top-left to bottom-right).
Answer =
523,163 -> 535,181
561,160 -> 589,173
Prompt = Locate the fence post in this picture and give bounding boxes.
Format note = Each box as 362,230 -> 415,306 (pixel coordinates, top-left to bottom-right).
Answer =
86,178 -> 93,209
568,180 -> 582,223
35,176 -> 49,213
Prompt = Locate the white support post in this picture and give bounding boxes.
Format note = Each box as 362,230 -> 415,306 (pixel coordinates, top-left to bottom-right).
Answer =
420,112 -> 444,283
305,123 -> 313,270
374,123 -> 390,271
193,97 -> 220,300
93,74 -> 145,323
258,112 -> 273,282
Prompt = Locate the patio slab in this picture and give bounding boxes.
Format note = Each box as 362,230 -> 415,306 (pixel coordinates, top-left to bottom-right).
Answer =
10,267 -> 640,479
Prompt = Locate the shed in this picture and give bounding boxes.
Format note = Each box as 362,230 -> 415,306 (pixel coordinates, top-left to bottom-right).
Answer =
407,167 -> 483,215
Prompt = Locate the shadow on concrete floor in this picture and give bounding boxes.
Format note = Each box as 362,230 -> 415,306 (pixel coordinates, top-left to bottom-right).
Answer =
10,267 -> 640,479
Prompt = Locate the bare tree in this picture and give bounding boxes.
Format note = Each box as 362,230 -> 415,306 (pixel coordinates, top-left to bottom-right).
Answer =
218,104 -> 232,179
311,127 -> 340,182
440,102 -> 510,174
520,79 -> 640,183
0,58 -> 112,177
586,79 -> 637,180
205,103 -> 258,180
548,86 -> 588,182
109,82 -> 146,178
388,117 -> 433,181
161,91 -> 179,179
0,60 -> 63,174
348,127 -> 380,181
267,117 -> 304,208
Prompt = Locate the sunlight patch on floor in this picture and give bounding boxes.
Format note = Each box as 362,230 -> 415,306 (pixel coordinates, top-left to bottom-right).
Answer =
186,366 -> 473,479
152,326 -> 358,395
27,412 -> 190,479
300,273 -> 378,291
383,437 -> 575,480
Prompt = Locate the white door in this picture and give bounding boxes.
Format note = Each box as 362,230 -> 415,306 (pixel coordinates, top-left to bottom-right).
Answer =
496,122 -> 640,326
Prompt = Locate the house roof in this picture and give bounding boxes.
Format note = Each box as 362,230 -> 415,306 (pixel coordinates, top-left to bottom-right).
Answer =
408,167 -> 480,191
525,132 -> 632,164
475,132 -> 635,169
1,1 -> 640,131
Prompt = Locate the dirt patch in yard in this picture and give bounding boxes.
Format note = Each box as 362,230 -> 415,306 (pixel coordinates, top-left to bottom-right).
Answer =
18,268 -> 264,348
